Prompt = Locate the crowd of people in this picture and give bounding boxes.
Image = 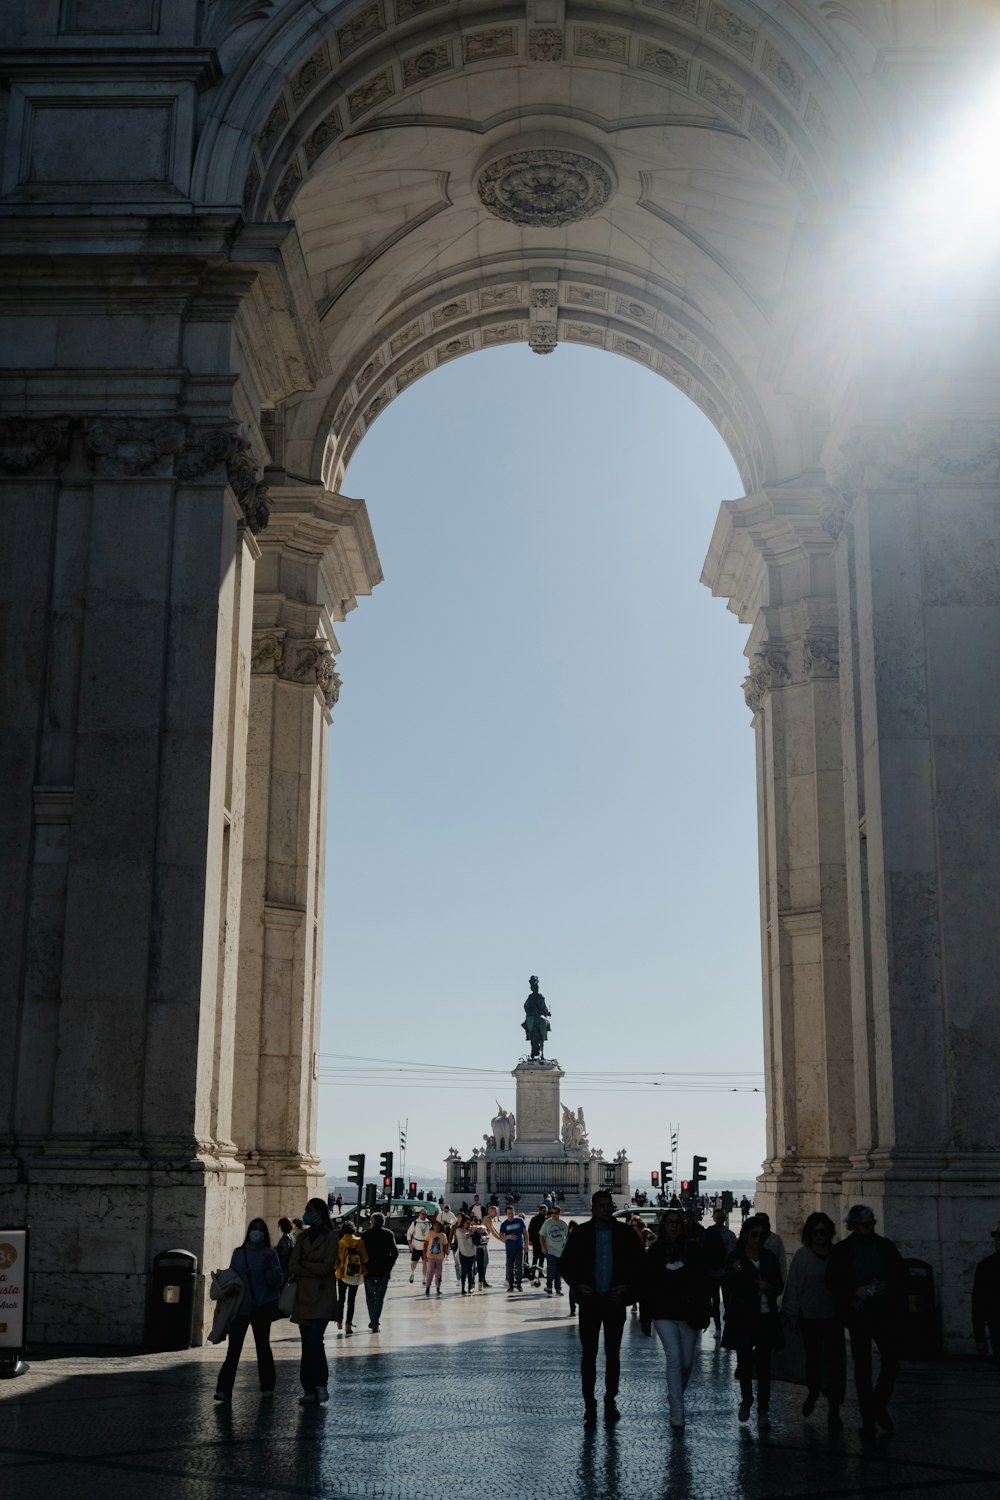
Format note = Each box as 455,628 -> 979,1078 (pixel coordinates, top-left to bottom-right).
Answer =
208,1190 -> 1000,1433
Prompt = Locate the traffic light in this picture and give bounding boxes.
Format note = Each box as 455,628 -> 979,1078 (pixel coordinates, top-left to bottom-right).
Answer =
393,1176 -> 404,1198
347,1152 -> 365,1189
379,1150 -> 393,1182
660,1160 -> 671,1186
408,1180 -> 417,1196
650,1170 -> 659,1187
692,1155 -> 707,1191
364,1183 -> 377,1210
680,1179 -> 690,1194
722,1190 -> 734,1212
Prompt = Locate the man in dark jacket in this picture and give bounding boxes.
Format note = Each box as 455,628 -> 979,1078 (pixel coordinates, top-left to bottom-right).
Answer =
361,1212 -> 399,1332
528,1206 -> 548,1270
560,1189 -> 647,1424
973,1221 -> 1000,1373
826,1204 -> 906,1437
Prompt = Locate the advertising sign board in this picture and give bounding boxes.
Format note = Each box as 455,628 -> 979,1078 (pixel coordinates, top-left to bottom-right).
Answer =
0,1229 -> 28,1364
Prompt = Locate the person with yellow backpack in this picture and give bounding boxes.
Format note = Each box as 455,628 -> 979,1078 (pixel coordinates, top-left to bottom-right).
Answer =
334,1220 -> 368,1337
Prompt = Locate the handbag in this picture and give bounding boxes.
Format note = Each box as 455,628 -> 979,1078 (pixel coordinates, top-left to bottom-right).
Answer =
275,1277 -> 297,1318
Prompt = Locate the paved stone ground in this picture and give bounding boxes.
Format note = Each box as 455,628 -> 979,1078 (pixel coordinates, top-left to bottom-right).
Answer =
2,1274 -> 998,1500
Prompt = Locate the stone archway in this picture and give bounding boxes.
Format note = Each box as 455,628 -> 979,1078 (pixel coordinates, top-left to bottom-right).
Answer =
1,0 -> 998,1350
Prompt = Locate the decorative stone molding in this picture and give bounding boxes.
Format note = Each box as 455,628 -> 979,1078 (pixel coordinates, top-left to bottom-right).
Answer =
84,418 -> 185,477
281,638 -> 341,708
528,28 -> 564,62
742,644 -> 790,712
0,417 -> 70,475
529,325 -> 557,354
178,426 -> 271,534
250,630 -> 285,674
803,633 -> 839,679
819,496 -> 849,538
475,144 -> 615,228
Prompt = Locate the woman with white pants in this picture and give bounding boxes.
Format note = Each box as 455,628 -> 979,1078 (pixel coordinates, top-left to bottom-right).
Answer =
640,1210 -> 711,1429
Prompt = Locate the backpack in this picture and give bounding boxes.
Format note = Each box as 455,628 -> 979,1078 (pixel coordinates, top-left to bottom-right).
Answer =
343,1240 -> 364,1284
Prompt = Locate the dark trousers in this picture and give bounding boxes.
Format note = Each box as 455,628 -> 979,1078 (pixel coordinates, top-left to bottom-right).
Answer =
217,1309 -> 276,1395
459,1253 -> 477,1291
475,1246 -> 487,1282
336,1281 -> 359,1325
733,1336 -> 772,1411
710,1278 -> 723,1331
364,1275 -> 389,1327
298,1317 -> 329,1394
848,1318 -> 900,1415
988,1320 -> 1000,1375
802,1317 -> 846,1406
506,1246 -> 523,1288
578,1295 -> 627,1404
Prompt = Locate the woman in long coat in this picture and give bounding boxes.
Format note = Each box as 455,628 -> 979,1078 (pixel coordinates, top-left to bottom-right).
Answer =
722,1215 -> 784,1429
287,1197 -> 340,1404
214,1217 -> 284,1401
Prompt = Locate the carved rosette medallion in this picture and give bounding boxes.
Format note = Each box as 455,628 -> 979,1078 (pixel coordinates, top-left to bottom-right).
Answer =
476,146 -> 615,228
0,417 -> 70,475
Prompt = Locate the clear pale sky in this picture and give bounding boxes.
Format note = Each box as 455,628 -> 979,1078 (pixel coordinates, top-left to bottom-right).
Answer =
318,342 -> 766,1187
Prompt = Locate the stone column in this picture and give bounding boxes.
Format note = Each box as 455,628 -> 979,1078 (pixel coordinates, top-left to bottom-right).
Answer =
830,405 -> 1000,1347
234,484 -> 382,1224
702,479 -> 855,1236
0,208 -> 329,1343
0,410 -> 265,1341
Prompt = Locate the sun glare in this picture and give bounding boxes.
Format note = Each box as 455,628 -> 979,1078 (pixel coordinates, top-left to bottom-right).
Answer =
887,71 -> 1000,280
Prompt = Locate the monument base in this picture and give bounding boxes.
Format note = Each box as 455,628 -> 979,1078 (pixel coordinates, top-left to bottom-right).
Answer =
446,1054 -> 631,1214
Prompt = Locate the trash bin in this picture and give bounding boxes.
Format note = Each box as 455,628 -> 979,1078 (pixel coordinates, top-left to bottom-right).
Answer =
145,1249 -> 198,1351
900,1257 -> 940,1358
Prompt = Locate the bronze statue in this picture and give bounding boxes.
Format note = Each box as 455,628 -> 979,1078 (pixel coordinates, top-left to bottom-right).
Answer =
522,975 -> 551,1060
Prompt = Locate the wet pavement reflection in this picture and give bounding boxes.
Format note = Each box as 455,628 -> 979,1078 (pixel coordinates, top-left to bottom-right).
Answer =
1,1279 -> 998,1498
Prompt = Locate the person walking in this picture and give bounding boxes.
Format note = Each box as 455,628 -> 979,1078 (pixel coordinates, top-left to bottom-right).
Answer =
826,1204 -> 906,1437
755,1211 -> 788,1280
453,1213 -> 478,1294
782,1212 -> 846,1430
973,1221 -> 1000,1373
275,1217 -> 296,1274
406,1207 -> 430,1283
423,1213 -> 449,1295
540,1204 -> 569,1295
334,1219 -> 367,1336
361,1211 -> 398,1332
287,1197 -> 340,1404
214,1218 -> 284,1402
499,1206 -> 527,1292
641,1209 -> 712,1430
560,1189 -> 647,1424
528,1206 -> 549,1273
700,1206 -> 737,1336
470,1214 -> 489,1290
566,1221 -> 579,1316
722,1216 -> 784,1430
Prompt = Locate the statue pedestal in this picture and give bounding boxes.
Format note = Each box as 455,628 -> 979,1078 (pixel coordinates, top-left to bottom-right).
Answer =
512,1058 -> 564,1157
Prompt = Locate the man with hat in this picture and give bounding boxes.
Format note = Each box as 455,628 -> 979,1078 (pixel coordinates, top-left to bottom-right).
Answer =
826,1204 -> 906,1437
972,1221 -> 1000,1373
